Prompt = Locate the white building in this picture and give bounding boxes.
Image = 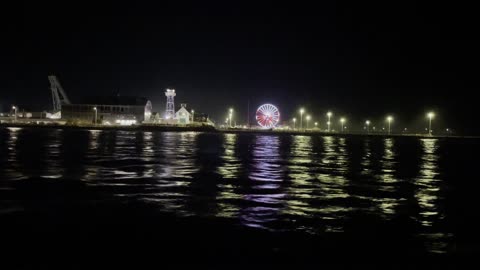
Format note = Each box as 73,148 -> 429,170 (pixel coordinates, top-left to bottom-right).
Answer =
175,104 -> 191,125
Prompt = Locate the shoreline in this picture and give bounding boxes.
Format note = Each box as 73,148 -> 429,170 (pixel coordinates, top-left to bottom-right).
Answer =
1,123 -> 478,139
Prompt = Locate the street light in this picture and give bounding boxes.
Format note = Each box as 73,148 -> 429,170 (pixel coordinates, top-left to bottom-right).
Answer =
306,115 -> 311,130
299,108 -> 305,130
191,109 -> 195,123
229,108 -> 233,128
427,112 -> 435,135
314,122 -> 318,129
340,117 -> 346,132
386,116 -> 393,134
293,118 -> 297,130
12,106 -> 17,122
93,107 -> 97,125
327,111 -> 332,132
365,120 -> 370,133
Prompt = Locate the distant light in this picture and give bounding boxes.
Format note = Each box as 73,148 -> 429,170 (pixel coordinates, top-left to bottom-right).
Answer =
428,112 -> 435,119
314,122 -> 318,126
93,107 -> 97,111
327,121 -> 330,125
386,116 -> 393,122
293,118 -> 296,122
306,115 -> 311,120
12,106 -> 16,110
366,120 -> 370,125
340,118 -> 345,123
327,112 -> 332,117
229,108 -> 233,113
300,108 -> 305,114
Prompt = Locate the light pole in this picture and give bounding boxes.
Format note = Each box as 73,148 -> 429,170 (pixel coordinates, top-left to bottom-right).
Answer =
293,118 -> 296,130
12,106 -> 17,122
365,120 -> 370,133
93,107 -> 97,125
229,108 -> 233,128
340,118 -> 345,132
314,122 -> 318,129
386,116 -> 393,135
327,111 -> 332,132
191,109 -> 195,124
300,108 -> 305,130
427,112 -> 435,135
306,115 -> 311,130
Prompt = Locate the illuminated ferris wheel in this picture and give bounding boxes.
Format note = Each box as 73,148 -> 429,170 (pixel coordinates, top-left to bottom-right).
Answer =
256,104 -> 280,128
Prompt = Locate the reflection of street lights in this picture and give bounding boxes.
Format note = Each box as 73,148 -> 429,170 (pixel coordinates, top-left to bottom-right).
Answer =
299,108 -> 305,130
293,118 -> 297,130
340,118 -> 346,132
427,112 -> 435,135
386,116 -> 393,134
12,106 -> 17,122
306,115 -> 311,130
93,107 -> 97,125
365,120 -> 370,133
327,111 -> 332,132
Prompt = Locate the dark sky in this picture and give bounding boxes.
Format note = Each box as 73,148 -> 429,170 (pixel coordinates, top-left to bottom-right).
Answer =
1,1 -> 479,133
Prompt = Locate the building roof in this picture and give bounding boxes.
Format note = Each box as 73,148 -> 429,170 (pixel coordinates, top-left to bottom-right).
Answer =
78,96 -> 149,106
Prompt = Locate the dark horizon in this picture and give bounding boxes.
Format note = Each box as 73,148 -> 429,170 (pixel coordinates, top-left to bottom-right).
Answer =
1,2 -> 479,134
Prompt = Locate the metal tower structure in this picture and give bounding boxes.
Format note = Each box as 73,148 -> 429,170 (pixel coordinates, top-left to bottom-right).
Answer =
48,75 -> 71,112
165,88 -> 176,119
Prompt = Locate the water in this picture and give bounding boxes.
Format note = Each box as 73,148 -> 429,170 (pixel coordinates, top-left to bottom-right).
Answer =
1,127 -> 479,264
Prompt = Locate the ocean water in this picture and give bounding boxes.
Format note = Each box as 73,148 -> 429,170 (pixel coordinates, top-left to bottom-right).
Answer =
1,127 -> 479,265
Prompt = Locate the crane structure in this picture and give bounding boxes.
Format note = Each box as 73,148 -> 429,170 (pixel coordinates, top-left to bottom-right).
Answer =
48,75 -> 71,113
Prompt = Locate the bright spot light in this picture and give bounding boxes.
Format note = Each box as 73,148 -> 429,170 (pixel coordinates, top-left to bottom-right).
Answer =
327,111 -> 332,117
428,112 -> 435,119
387,116 -> 393,122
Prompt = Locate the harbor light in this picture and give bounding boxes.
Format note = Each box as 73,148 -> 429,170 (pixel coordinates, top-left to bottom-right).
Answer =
427,112 -> 435,135
299,108 -> 305,130
306,115 -> 311,130
93,107 -> 97,125
12,106 -> 17,122
293,118 -> 297,130
386,116 -> 393,134
340,117 -> 346,132
365,120 -> 370,133
327,111 -> 332,132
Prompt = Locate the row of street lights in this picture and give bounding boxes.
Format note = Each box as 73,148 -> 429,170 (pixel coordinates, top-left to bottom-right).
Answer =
292,109 -> 436,135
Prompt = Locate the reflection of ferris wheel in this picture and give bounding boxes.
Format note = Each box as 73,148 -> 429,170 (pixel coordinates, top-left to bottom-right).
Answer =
256,104 -> 280,128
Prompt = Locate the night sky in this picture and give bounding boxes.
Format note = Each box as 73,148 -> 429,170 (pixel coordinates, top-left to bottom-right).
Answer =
1,2 -> 479,133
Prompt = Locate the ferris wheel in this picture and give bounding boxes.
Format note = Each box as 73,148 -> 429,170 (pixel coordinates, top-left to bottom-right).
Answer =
256,104 -> 280,128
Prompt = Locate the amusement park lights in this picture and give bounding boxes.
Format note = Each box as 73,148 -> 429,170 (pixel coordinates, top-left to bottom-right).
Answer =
327,111 -> 332,132
427,112 -> 435,135
299,108 -> 305,130
386,116 -> 393,134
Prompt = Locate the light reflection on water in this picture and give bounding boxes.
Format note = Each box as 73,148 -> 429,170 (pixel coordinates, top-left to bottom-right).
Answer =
0,128 -> 463,253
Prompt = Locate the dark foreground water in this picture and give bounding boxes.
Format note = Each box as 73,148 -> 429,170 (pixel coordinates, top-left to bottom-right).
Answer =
1,127 -> 479,266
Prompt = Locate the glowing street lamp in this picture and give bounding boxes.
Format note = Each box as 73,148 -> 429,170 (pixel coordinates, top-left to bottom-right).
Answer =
293,118 -> 297,130
427,112 -> 435,135
299,108 -> 305,130
340,117 -> 346,132
12,106 -> 17,122
306,115 -> 311,130
365,120 -> 370,133
191,109 -> 195,123
93,107 -> 97,125
229,108 -> 233,128
327,111 -> 332,132
314,122 -> 318,129
386,116 -> 393,134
